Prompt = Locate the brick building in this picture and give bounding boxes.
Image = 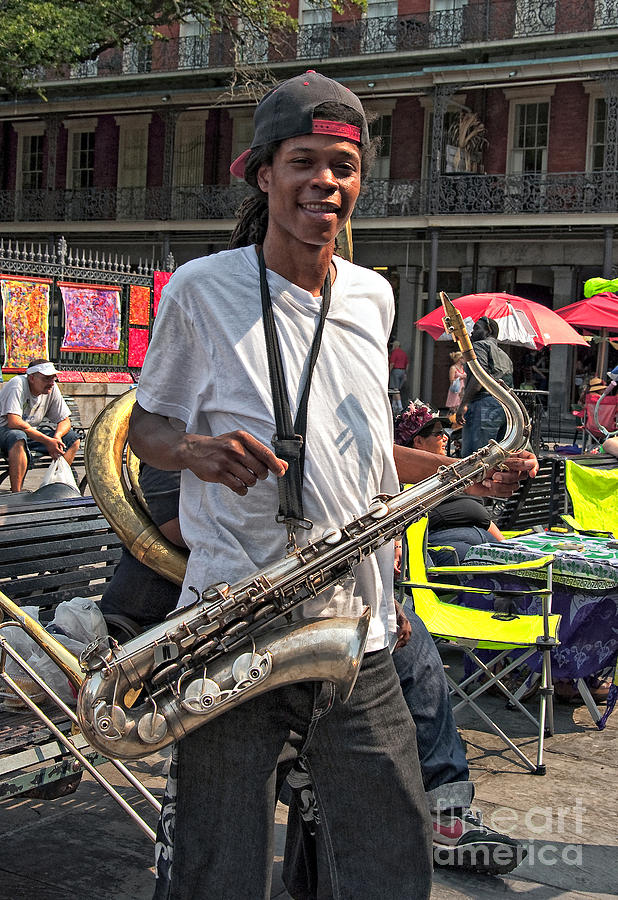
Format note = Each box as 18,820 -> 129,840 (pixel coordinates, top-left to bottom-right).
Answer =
1,0 -> 617,412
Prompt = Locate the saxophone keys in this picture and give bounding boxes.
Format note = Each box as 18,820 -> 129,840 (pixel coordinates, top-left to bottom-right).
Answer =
232,652 -> 266,683
93,702 -> 126,739
368,498 -> 389,519
322,527 -> 342,545
137,710 -> 168,744
184,676 -> 221,710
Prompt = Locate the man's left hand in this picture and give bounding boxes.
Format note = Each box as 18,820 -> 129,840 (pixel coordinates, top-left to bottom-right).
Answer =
393,599 -> 411,651
466,449 -> 539,499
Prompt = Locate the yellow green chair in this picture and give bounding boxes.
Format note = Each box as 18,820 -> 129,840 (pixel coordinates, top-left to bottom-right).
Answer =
563,459 -> 618,537
400,517 -> 561,775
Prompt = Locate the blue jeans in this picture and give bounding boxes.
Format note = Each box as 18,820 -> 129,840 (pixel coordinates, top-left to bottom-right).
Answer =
393,611 -> 472,812
153,647 -> 432,900
428,526 -> 501,565
282,614 -> 472,899
0,423 -> 80,465
460,394 -> 506,457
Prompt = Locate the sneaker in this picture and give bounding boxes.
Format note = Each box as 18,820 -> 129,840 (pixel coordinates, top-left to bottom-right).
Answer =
432,808 -> 527,875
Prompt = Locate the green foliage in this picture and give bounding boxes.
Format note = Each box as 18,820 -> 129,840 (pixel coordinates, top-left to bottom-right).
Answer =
0,0 -> 304,94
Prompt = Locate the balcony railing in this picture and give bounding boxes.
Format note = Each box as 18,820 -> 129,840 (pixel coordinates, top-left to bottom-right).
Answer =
1,172 -> 616,224
37,0 -> 618,84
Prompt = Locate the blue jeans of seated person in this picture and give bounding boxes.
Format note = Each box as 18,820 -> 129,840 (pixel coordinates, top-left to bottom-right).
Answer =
282,612 -> 472,899
428,526 -> 501,565
461,394 -> 506,457
153,646 -> 432,900
0,423 -> 80,466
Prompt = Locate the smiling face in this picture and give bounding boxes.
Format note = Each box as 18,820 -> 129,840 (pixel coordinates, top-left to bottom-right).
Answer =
257,132 -> 362,264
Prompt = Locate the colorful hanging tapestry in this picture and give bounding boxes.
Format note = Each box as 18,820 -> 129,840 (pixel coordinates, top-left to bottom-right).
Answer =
129,284 -> 151,325
58,281 -> 121,352
107,372 -> 135,383
1,274 -> 52,369
153,270 -> 172,317
56,370 -> 84,383
128,327 -> 149,367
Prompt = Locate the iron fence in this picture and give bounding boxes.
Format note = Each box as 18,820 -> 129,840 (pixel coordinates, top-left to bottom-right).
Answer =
1,172 -> 616,226
34,0 -> 618,85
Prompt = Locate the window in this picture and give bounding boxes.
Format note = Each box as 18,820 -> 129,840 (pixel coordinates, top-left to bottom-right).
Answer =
297,0 -> 332,59
510,102 -> 549,174
422,106 -> 469,177
178,16 -> 210,69
594,0 -> 618,27
514,0 -> 555,36
431,0 -> 468,46
237,19 -> 268,64
590,97 -> 607,171
229,113 -> 254,181
122,42 -> 152,74
173,115 -> 208,187
21,134 -> 44,190
362,0 -> 398,53
68,131 -> 95,189
116,115 -> 151,218
369,114 -> 392,179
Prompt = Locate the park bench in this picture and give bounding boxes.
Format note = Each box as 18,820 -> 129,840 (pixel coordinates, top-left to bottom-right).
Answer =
0,496 -> 123,800
0,397 -> 87,489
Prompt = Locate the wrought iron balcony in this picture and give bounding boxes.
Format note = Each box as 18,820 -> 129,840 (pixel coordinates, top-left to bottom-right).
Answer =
37,0 -> 618,84
0,172 -> 616,225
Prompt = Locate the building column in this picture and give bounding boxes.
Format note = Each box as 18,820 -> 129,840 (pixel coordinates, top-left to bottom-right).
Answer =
396,264 -> 422,402
548,265 -> 576,407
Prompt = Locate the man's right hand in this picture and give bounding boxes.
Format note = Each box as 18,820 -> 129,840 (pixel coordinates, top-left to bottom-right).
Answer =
181,430 -> 287,496
43,435 -> 66,459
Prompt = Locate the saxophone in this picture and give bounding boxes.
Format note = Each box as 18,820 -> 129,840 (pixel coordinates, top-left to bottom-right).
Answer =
0,293 -> 530,761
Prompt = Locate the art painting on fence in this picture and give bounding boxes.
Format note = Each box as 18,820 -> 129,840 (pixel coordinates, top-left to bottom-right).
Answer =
1,274 -> 51,368
58,282 -> 122,352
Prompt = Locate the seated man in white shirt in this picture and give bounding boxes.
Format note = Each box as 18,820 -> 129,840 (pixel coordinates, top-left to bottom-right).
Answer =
0,359 -> 80,492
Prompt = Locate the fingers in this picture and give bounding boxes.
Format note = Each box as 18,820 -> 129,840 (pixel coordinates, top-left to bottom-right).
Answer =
185,430 -> 288,495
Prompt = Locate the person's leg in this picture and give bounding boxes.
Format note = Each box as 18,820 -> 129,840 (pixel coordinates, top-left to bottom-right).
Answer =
153,682 -> 312,900
301,647 -> 433,899
428,526 -> 501,564
393,612 -> 471,799
62,429 -> 80,466
1,428 -> 30,491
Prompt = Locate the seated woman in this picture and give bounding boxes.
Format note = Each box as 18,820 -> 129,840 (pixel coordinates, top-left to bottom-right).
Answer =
394,400 -> 504,563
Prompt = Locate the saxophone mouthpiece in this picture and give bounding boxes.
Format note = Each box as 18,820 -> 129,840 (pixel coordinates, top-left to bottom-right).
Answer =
440,292 -> 474,357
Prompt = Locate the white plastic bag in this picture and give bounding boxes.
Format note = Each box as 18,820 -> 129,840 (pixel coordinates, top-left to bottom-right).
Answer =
41,456 -> 79,492
3,598 -> 109,705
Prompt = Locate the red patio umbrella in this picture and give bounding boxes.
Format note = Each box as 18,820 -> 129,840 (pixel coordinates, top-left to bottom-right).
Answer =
416,292 -> 588,349
556,292 -> 618,332
557,292 -> 618,376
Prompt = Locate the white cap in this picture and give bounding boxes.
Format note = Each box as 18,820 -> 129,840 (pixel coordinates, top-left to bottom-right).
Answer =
26,362 -> 59,376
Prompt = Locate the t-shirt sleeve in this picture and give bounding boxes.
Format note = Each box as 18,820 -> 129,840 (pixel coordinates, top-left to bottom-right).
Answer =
136,287 -> 206,426
0,378 -> 25,417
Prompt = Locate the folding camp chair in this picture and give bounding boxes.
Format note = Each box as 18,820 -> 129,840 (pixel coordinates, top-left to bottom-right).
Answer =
562,459 -> 618,537
400,517 -> 561,775
574,393 -> 618,450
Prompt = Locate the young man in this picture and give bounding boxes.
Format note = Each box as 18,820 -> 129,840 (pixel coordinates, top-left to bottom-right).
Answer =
0,359 -> 81,491
129,71 -> 536,899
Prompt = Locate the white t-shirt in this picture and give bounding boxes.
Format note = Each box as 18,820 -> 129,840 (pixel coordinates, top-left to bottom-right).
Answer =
0,375 -> 70,429
136,245 -> 398,652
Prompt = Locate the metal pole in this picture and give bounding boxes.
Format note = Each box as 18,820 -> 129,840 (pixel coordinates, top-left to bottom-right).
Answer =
422,229 -> 439,402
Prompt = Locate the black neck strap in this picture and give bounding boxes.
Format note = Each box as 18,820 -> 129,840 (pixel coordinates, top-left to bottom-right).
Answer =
258,248 -> 331,546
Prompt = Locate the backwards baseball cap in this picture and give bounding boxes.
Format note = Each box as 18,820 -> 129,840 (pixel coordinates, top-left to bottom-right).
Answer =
26,361 -> 58,377
230,70 -> 369,178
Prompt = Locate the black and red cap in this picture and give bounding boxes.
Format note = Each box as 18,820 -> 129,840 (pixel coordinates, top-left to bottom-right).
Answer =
230,70 -> 369,178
